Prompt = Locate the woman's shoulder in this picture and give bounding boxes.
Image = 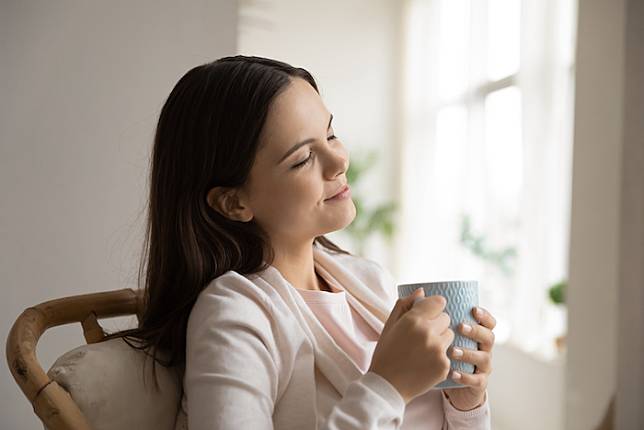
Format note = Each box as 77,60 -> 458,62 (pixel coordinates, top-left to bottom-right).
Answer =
190,270 -> 275,322
187,269 -> 302,346
184,270 -> 303,389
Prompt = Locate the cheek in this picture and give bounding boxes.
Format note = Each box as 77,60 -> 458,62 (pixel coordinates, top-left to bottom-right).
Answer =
256,176 -> 322,215
285,177 -> 323,207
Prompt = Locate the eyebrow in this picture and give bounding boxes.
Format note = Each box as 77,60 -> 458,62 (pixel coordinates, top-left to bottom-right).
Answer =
278,113 -> 333,165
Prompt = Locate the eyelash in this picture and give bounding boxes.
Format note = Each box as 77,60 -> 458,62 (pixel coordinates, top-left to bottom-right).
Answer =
292,135 -> 337,169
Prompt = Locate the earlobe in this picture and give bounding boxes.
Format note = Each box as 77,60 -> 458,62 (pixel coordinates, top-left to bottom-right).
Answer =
206,187 -> 224,212
206,186 -> 253,222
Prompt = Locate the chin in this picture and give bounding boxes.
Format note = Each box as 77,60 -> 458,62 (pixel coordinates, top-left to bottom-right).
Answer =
322,201 -> 357,232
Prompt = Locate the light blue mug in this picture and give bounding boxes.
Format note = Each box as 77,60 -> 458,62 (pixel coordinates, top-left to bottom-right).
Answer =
397,280 -> 479,389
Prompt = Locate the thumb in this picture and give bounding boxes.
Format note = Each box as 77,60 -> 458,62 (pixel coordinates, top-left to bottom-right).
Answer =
382,288 -> 424,335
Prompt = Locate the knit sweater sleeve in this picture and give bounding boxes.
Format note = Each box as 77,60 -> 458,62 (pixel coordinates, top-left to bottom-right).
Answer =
322,370 -> 406,429
184,280 -> 281,430
441,390 -> 492,429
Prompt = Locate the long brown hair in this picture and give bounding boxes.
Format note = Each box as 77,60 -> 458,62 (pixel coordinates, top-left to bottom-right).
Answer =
104,55 -> 351,386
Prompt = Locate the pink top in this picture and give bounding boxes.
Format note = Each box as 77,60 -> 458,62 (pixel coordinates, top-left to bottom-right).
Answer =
296,267 -> 490,430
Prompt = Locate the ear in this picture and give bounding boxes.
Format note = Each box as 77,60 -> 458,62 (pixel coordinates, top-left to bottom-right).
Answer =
206,186 -> 254,222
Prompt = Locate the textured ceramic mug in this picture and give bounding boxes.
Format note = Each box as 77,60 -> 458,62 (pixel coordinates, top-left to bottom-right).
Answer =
397,280 -> 479,390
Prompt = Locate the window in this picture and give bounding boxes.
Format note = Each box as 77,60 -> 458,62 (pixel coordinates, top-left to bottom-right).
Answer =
397,0 -> 577,360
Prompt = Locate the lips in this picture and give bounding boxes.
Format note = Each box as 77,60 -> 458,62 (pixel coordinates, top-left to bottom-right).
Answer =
325,184 -> 349,200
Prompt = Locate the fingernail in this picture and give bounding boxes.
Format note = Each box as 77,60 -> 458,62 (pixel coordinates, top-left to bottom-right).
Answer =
462,323 -> 472,334
451,371 -> 462,380
475,307 -> 483,317
452,347 -> 463,357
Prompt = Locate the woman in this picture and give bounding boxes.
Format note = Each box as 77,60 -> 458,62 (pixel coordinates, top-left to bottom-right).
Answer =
110,55 -> 496,429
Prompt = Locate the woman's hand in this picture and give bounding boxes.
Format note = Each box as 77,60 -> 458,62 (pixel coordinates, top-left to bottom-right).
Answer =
442,306 -> 496,411
368,289 -> 455,404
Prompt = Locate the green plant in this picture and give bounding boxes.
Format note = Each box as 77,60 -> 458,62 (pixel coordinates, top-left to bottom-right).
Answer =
344,149 -> 398,256
459,213 -> 517,276
548,280 -> 567,305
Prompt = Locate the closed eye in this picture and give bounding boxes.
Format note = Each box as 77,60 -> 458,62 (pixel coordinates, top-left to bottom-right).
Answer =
292,135 -> 337,169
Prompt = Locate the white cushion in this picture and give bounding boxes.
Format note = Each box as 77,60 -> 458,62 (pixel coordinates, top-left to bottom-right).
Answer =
46,337 -> 184,430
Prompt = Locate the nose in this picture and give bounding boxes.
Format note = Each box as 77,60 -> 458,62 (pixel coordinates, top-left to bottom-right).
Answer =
323,147 -> 349,180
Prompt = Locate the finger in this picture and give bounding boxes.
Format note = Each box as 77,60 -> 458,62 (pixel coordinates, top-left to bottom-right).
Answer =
459,322 -> 495,352
449,369 -> 488,390
397,288 -> 424,315
408,294 -> 447,320
448,346 -> 492,373
442,327 -> 455,349
384,289 -> 424,335
472,306 -> 497,330
429,312 -> 451,336
382,288 -> 424,333
412,288 -> 426,306
437,312 -> 451,331
410,286 -> 425,301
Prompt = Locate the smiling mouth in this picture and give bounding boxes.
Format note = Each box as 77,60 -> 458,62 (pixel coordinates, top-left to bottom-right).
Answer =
325,184 -> 350,201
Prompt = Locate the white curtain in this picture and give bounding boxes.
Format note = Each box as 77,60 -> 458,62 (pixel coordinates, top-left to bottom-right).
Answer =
395,0 -> 577,360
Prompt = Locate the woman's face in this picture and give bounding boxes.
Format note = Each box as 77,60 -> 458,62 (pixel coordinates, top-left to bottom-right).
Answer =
236,77 -> 355,250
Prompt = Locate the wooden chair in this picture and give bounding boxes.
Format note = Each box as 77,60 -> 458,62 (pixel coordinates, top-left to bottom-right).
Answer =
5,288 -> 182,430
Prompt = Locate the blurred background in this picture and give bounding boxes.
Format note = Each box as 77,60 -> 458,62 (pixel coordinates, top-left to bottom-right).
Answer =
2,0 -> 642,429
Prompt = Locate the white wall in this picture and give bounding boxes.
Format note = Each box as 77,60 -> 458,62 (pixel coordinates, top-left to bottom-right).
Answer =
487,344 -> 565,430
566,0 -> 620,427
0,1 -> 237,429
566,0 -> 644,428
616,1 -> 644,427
238,0 -> 404,267
566,0 -> 623,424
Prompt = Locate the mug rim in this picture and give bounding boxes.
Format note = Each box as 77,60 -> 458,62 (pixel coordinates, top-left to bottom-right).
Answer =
397,280 -> 478,287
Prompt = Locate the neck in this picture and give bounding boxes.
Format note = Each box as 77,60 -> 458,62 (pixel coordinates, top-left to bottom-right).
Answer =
271,240 -> 324,291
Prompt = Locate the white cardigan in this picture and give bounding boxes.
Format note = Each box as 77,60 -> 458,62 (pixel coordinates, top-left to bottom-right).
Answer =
181,242 -> 491,429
